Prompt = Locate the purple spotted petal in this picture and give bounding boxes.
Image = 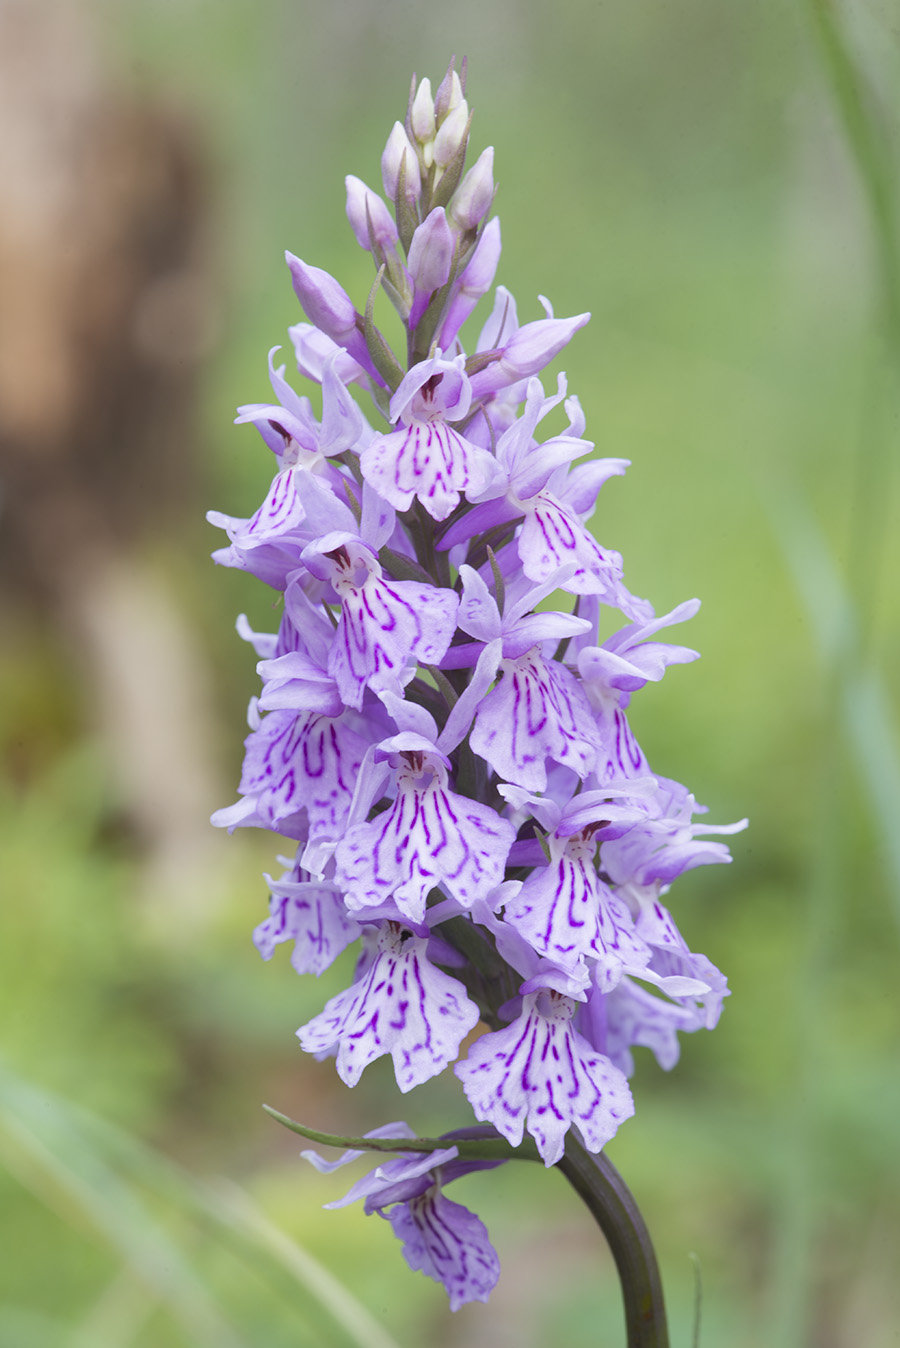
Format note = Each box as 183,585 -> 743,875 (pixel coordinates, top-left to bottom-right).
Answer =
469,646 -> 600,791
336,750 -> 515,924
254,859 -> 359,975
578,976 -> 706,1076
297,924 -> 480,1092
385,1189 -> 500,1311
503,838 -> 652,985
635,901 -> 729,1026
455,988 -> 634,1165
360,421 -> 496,522
518,492 -> 628,601
237,708 -> 368,845
302,538 -> 459,709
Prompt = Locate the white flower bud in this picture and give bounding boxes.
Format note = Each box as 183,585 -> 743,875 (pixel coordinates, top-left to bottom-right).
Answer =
433,101 -> 469,169
381,121 -> 421,202
435,67 -> 464,122
411,77 -> 435,144
450,146 -> 494,230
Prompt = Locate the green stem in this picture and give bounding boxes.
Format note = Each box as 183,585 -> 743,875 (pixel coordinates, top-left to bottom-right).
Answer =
558,1136 -> 670,1348
262,1106 -> 541,1163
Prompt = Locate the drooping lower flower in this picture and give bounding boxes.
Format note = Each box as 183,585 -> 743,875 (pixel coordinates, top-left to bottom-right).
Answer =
305,1130 -> 503,1310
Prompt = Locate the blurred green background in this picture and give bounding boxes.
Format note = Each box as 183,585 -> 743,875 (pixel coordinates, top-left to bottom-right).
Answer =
1,0 -> 898,1345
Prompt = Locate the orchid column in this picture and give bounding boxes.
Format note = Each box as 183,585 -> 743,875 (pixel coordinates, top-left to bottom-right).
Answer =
211,59 -> 745,1345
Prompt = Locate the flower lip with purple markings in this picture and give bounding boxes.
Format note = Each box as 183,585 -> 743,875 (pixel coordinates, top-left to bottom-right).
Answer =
211,59 -> 745,1311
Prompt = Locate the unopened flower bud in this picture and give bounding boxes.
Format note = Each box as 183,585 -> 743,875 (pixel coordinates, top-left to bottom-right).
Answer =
345,176 -> 399,254
437,217 -> 502,350
468,311 -> 591,398
285,251 -> 376,379
411,77 -> 436,144
382,122 -> 421,203
433,101 -> 469,169
407,207 -> 455,296
435,66 -> 464,123
450,146 -> 494,231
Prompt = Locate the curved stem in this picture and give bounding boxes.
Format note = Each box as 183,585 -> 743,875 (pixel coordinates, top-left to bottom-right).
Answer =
558,1136 -> 669,1348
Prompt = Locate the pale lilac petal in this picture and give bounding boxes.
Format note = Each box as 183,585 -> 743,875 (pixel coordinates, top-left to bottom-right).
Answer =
345,175 -> 399,253
503,847 -> 651,985
469,647 -> 600,791
288,323 -> 367,386
237,709 -> 369,845
336,750 -> 515,923
254,862 -> 359,976
297,924 -> 480,1092
303,538 -> 459,709
518,492 -> 627,599
386,1190 -> 500,1311
455,989 -> 634,1165
360,421 -> 495,521
580,977 -> 704,1076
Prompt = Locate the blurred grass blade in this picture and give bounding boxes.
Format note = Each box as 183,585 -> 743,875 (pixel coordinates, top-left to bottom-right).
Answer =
767,484 -> 900,932
0,1064 -> 403,1348
0,1070 -> 247,1348
207,1181 -> 403,1348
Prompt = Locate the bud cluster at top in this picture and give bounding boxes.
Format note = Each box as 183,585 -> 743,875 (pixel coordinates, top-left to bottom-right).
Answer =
209,59 -> 746,1311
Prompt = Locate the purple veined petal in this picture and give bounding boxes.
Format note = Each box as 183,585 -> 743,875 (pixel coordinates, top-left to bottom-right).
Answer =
503,835 -> 652,985
469,645 -> 601,791
455,988 -> 634,1165
254,860 -> 359,976
303,539 -> 459,708
386,1189 -> 500,1311
335,746 -> 515,924
593,705 -> 652,784
297,923 -> 480,1092
280,578 -> 337,668
579,976 -> 705,1076
517,491 -> 626,598
633,900 -> 729,1027
360,421 -> 496,522
288,322 -> 368,387
237,707 -> 369,846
